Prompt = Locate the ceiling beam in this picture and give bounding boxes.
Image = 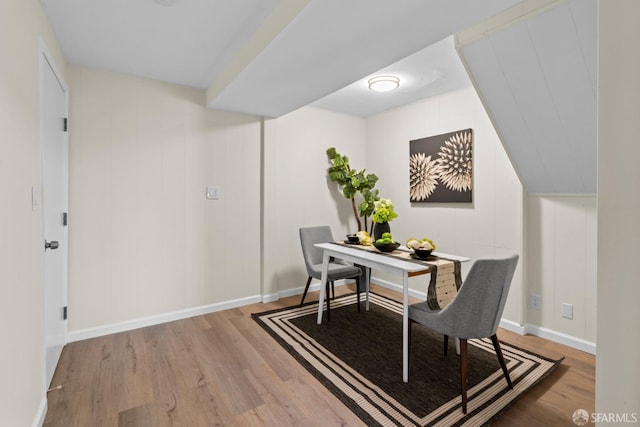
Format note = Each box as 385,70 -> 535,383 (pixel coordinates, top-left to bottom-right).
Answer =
456,0 -> 571,47
206,0 -> 310,109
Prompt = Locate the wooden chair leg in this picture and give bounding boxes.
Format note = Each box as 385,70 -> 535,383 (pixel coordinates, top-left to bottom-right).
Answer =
299,277 -> 313,306
326,281 -> 331,321
408,319 -> 414,364
330,281 -> 335,299
356,277 -> 361,312
444,335 -> 449,356
460,338 -> 468,414
491,334 -> 513,389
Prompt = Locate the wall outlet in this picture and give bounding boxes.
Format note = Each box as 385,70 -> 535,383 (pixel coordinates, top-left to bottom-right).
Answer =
206,186 -> 221,200
530,294 -> 542,311
561,303 -> 574,319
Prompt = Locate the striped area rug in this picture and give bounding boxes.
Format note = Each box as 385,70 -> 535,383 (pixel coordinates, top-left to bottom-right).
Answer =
252,293 -> 561,426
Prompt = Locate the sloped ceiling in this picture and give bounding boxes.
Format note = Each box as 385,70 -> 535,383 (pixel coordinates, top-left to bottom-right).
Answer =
205,0 -> 521,117
40,0 -> 521,118
39,0 -> 282,88
457,0 -> 597,194
40,0 -> 596,193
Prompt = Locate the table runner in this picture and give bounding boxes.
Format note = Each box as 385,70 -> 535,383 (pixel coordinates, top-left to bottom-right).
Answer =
332,241 -> 462,309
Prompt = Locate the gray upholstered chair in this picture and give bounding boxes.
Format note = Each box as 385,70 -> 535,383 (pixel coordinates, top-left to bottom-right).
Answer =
299,226 -> 363,320
408,255 -> 519,414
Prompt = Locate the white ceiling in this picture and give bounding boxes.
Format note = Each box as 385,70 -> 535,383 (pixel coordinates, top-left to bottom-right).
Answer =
311,35 -> 472,117
40,0 -> 597,194
41,0 -> 520,118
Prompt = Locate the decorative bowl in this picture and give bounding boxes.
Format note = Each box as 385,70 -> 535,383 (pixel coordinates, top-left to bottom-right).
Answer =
413,248 -> 433,259
346,234 -> 360,243
373,241 -> 400,252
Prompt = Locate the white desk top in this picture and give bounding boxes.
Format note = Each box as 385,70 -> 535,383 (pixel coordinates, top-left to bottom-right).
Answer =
315,242 -> 469,273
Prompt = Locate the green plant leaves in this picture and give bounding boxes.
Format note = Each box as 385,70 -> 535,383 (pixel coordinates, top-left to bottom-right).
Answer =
326,147 -> 381,230
359,187 -> 379,217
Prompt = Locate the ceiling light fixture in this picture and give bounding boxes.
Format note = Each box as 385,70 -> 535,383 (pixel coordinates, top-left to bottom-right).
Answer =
153,0 -> 178,7
368,75 -> 400,92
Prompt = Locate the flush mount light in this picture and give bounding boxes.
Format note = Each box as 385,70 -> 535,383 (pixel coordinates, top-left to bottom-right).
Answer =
368,75 -> 400,92
153,0 -> 178,7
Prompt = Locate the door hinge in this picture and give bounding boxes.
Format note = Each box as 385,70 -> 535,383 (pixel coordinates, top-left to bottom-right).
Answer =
63,212 -> 68,227
63,306 -> 68,320
63,117 -> 68,132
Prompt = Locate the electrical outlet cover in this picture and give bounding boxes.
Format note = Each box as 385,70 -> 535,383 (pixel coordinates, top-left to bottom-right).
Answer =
530,294 -> 542,311
206,186 -> 221,200
561,303 -> 573,319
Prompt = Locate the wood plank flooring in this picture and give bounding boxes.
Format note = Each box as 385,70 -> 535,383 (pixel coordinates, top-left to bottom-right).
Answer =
44,285 -> 595,426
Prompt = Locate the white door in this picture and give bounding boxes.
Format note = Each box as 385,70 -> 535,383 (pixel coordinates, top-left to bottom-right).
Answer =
41,51 -> 68,387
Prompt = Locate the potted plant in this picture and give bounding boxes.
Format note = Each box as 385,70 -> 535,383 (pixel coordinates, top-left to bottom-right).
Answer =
371,198 -> 398,240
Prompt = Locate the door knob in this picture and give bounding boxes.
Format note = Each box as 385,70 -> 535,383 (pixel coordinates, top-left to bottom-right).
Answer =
45,240 -> 59,250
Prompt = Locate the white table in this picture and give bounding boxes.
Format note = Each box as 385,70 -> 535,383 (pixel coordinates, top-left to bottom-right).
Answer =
314,242 -> 469,382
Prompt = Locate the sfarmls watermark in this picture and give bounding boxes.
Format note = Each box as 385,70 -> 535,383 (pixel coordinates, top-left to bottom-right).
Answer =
573,409 -> 638,425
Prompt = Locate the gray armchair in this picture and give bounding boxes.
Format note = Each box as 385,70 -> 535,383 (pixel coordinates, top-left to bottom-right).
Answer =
299,226 -> 363,320
408,255 -> 519,414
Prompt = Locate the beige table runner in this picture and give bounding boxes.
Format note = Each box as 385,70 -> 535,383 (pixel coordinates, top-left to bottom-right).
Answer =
332,242 -> 462,309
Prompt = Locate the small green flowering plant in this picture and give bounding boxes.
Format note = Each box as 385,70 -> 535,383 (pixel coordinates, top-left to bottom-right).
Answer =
372,198 -> 398,223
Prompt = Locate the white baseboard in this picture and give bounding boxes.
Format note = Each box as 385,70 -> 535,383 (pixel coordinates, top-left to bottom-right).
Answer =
499,319 -> 526,335
68,294 -> 262,342
67,282 -> 596,356
374,277 -> 597,354
499,319 -> 595,354
261,292 -> 280,303
370,276 -> 428,300
266,276 -> 421,303
32,397 -> 47,427
262,279 -> 350,303
68,280 -> 352,341
524,324 -> 596,355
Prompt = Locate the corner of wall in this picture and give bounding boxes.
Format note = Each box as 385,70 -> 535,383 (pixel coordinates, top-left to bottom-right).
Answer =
32,397 -> 47,427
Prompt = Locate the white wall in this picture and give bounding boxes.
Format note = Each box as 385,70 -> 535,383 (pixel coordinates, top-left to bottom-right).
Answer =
365,87 -> 524,324
4,2 -> 632,425
596,0 -> 640,417
262,106 -> 366,298
67,66 -> 262,332
266,86 -> 600,352
0,0 -> 67,425
526,195 -> 597,344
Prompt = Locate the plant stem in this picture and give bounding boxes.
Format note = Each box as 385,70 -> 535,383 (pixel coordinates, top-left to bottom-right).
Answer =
351,198 -> 362,230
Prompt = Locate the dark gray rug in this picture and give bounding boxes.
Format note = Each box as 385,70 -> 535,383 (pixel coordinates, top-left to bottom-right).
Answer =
252,293 -> 561,426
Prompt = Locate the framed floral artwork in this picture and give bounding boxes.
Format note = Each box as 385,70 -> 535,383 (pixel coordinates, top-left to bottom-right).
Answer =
409,129 -> 473,203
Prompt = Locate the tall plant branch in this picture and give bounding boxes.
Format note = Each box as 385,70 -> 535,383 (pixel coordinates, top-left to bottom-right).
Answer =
351,198 -> 361,231
326,147 -> 379,232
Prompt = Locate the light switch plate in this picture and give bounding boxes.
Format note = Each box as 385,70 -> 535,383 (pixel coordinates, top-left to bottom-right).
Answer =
561,303 -> 573,319
206,186 -> 221,200
32,186 -> 40,211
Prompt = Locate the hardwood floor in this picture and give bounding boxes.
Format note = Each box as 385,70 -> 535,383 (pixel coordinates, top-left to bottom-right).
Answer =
44,284 -> 594,426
